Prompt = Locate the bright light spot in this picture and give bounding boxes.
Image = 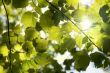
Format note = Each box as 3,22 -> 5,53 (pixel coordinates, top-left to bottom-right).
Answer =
79,0 -> 94,6
41,6 -> 49,14
51,40 -> 58,44
69,31 -> 78,39
80,17 -> 92,30
26,6 -> 33,11
40,30 -> 48,39
54,51 -> 72,64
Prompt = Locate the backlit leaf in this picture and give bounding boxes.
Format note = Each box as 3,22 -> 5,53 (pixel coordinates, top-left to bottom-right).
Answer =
25,27 -> 39,41
0,44 -> 9,56
21,11 -> 37,28
37,0 -> 48,7
48,26 -> 62,41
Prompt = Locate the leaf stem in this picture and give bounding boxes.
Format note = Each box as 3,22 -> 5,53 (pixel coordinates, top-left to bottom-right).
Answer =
2,0 -> 12,72
45,0 -> 101,50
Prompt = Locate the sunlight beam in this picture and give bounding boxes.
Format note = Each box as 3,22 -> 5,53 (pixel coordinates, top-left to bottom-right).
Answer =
80,17 -> 92,30
79,0 -> 94,6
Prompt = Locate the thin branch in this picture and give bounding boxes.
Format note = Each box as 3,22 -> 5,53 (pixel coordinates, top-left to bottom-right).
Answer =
2,0 -> 12,72
45,0 -> 101,49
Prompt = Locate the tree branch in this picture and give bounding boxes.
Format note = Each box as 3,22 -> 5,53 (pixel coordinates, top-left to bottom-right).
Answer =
45,0 -> 101,50
2,0 -> 12,72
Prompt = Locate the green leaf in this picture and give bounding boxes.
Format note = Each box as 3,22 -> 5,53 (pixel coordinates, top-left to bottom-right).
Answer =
40,10 -> 54,31
48,26 -> 62,41
22,41 -> 36,56
25,27 -> 39,41
34,38 -> 48,53
0,65 -> 4,73
34,53 -> 51,67
75,35 -> 84,48
101,23 -> 110,35
10,36 -> 17,45
0,26 -> 3,34
51,60 -> 62,72
35,22 -> 42,31
58,0 -> 66,7
99,4 -> 110,23
34,6 -> 42,15
0,0 -> 2,6
0,20 -> 3,34
12,0 -> 28,8
13,25 -> 21,35
11,62 -> 21,73
102,37 -> 110,54
52,11 -> 64,25
103,58 -> 110,68
22,60 -> 39,72
61,36 -> 75,52
63,59 -> 74,70
14,44 -> 22,52
73,51 -> 90,71
66,0 -> 79,9
52,0 -> 59,6
4,0 -> 11,5
37,0 -> 48,7
0,44 -> 9,56
61,22 -> 79,33
17,35 -> 25,44
42,66 -> 55,73
72,9 -> 85,23
90,52 -> 105,68
22,60 -> 30,71
21,11 -> 37,28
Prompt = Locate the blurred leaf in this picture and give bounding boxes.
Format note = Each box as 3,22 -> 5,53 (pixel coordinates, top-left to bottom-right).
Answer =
90,52 -> 105,68
13,25 -> 21,35
0,44 -> 9,56
34,38 -> 48,53
102,37 -> 110,54
61,36 -> 75,52
22,41 -> 36,57
14,44 -> 22,52
37,0 -> 48,7
103,58 -> 110,68
61,22 -> 79,33
73,51 -> 90,71
4,0 -> 11,5
17,35 -> 25,44
12,0 -> 28,8
72,9 -> 85,23
75,35 -> 84,48
22,60 -> 30,71
34,53 -> 51,67
51,60 -> 63,72
21,11 -> 37,28
66,0 -> 79,9
52,0 -> 59,6
25,27 -> 39,41
11,62 -> 21,73
52,11 -> 64,25
63,59 -> 74,70
0,65 -> 4,73
48,26 -> 62,41
99,4 -> 110,23
84,42 -> 93,52
40,10 -> 54,31
10,36 -> 17,45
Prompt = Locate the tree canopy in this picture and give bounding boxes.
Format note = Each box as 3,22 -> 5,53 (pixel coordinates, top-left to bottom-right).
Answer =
0,0 -> 110,73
